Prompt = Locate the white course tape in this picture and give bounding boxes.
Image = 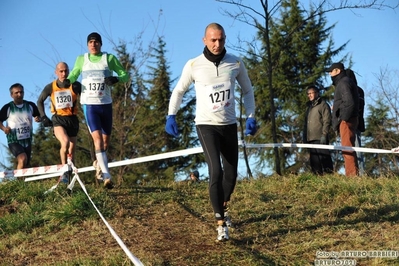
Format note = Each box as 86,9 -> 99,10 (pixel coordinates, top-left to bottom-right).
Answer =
40,158 -> 145,265
26,171 -> 66,182
67,173 -> 78,191
25,147 -> 204,182
4,143 -> 399,181
43,182 -> 60,195
72,175 -> 144,266
243,143 -> 394,154
0,164 -> 67,179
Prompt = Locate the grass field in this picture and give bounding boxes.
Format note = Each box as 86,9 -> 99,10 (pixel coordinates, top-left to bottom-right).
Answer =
1,173 -> 399,265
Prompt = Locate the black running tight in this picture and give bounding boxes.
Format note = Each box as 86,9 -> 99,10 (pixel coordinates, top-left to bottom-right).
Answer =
196,124 -> 238,221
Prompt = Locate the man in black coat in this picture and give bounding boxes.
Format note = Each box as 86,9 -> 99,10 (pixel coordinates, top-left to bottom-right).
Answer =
326,62 -> 359,176
346,68 -> 365,175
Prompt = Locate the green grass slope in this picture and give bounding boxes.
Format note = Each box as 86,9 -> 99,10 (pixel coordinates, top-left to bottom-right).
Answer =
1,174 -> 399,265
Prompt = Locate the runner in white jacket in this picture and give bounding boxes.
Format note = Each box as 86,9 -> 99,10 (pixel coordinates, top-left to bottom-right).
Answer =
166,22 -> 257,242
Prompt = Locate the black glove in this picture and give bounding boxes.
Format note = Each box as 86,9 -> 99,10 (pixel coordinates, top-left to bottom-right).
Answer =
41,116 -> 53,127
104,76 -> 119,86
61,79 -> 71,88
320,135 -> 327,144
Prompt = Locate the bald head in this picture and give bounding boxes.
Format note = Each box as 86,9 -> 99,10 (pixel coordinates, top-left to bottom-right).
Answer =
203,23 -> 226,55
204,23 -> 225,37
56,62 -> 68,69
55,62 -> 69,82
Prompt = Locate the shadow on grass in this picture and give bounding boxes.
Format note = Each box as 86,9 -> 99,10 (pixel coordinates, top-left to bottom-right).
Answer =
229,238 -> 278,266
131,186 -> 174,193
175,198 -> 210,224
108,186 -> 174,196
249,203 -> 399,238
175,199 -> 279,266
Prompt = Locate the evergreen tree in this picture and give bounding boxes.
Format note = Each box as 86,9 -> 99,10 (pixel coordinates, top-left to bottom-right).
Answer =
0,144 -> 11,171
363,98 -> 399,175
30,125 -> 59,168
139,37 -> 202,183
106,41 -> 144,185
245,0 -> 345,174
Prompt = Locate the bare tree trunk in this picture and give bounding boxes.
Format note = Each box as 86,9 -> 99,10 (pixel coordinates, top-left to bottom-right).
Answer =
262,0 -> 281,175
239,93 -> 253,179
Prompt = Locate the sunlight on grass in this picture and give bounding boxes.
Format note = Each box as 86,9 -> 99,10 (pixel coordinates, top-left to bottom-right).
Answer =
1,174 -> 399,265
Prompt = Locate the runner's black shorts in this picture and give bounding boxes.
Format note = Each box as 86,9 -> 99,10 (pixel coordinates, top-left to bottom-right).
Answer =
8,143 -> 32,165
52,114 -> 79,137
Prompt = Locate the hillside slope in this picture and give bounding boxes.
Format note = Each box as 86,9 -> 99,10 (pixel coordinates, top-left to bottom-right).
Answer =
1,174 -> 399,265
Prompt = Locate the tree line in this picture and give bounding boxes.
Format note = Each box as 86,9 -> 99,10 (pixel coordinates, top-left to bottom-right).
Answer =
2,0 -> 398,184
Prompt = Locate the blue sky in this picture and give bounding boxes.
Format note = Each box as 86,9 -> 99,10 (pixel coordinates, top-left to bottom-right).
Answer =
0,0 -> 398,175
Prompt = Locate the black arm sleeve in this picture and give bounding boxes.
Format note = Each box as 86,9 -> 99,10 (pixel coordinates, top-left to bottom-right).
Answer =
37,83 -> 53,117
0,103 -> 11,122
72,81 -> 82,95
28,101 -> 41,118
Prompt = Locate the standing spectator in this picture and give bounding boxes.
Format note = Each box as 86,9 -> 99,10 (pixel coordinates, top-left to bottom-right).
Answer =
37,62 -> 82,184
0,83 -> 40,171
165,23 -> 256,242
303,85 -> 333,175
189,170 -> 200,182
326,62 -> 359,176
64,32 -> 129,189
346,68 -> 366,175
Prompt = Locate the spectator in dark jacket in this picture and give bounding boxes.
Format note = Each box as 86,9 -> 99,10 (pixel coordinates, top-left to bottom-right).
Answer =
303,85 -> 333,175
326,62 -> 359,176
346,68 -> 365,175
189,170 -> 200,182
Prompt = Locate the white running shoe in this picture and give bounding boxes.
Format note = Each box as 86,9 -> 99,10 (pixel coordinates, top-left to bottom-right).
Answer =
224,211 -> 233,228
216,224 -> 229,242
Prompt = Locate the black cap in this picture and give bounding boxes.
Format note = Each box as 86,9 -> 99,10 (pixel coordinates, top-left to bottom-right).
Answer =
190,171 -> 199,180
87,32 -> 102,45
326,62 -> 345,72
306,85 -> 319,93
